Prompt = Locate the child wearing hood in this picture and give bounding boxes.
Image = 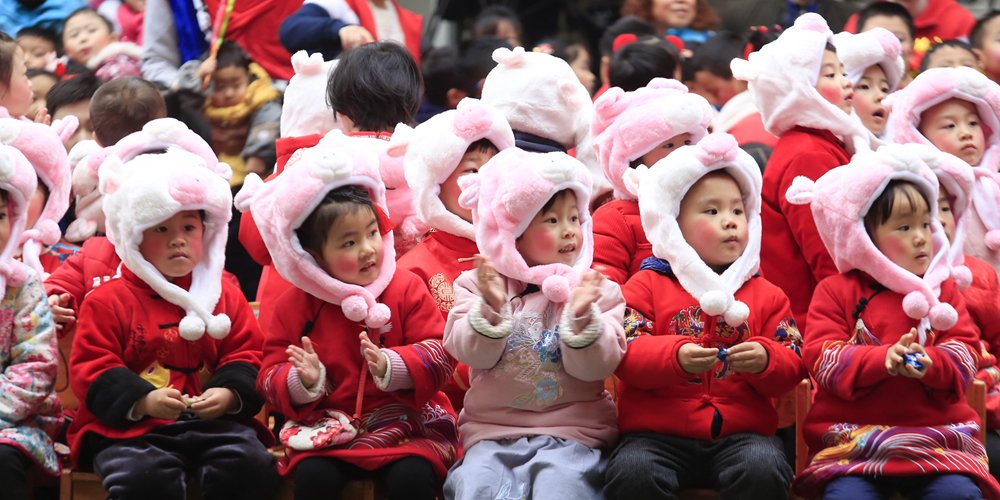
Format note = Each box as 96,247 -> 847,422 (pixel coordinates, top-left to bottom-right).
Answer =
831,28 -> 906,138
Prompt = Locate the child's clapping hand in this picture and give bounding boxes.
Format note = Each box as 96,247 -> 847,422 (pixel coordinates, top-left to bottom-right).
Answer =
360,332 -> 387,378
569,268 -> 604,331
47,293 -> 75,329
475,254 -> 506,312
886,328 -> 931,378
678,343 -> 720,374
287,337 -> 322,389
726,342 -> 769,374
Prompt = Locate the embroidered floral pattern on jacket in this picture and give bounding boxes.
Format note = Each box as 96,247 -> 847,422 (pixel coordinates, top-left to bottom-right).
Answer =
494,309 -> 565,408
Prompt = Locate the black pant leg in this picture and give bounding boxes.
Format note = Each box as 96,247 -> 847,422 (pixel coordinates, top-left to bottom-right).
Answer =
605,432 -> 701,500
192,420 -> 279,500
380,456 -> 436,500
294,456 -> 366,500
0,444 -> 30,500
707,433 -> 793,500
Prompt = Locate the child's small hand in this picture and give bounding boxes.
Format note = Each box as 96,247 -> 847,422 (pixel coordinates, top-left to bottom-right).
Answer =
886,329 -> 918,376
726,341 -> 769,374
678,343 -> 720,374
196,57 -> 218,80
338,25 -> 375,50
475,254 -> 506,312
246,156 -> 268,176
899,342 -> 931,379
47,293 -> 75,328
189,387 -> 238,420
32,108 -> 50,125
570,268 -> 604,322
134,388 -> 186,420
360,332 -> 387,378
287,337 -> 322,389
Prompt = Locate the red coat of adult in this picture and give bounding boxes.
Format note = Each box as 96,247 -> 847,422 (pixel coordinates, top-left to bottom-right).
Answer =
257,269 -> 458,479
842,0 -> 976,43
344,0 -> 423,66
203,0 -> 296,80
760,127 -> 850,334
67,267 -> 270,466
617,268 -> 806,439
592,199 -> 652,285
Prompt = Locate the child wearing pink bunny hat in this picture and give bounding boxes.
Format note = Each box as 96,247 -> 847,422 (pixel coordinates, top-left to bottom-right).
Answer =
590,77 -> 713,285
831,27 -> 905,138
443,148 -> 625,500
785,144 -> 1000,499
605,133 -> 804,499
236,139 -> 460,500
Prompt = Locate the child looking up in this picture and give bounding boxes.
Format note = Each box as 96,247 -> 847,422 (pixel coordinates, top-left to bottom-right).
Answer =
731,13 -> 877,334
605,133 -> 804,499
238,139 -> 459,500
0,144 -> 64,499
67,149 -> 279,499
832,28 -> 905,138
788,144 -> 1000,499
0,31 -> 39,121
443,149 -> 626,500
590,78 -> 713,284
61,8 -> 141,81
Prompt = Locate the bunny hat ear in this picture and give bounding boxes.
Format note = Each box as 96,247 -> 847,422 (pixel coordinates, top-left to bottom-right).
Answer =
282,52 -> 341,138
0,145 -> 39,291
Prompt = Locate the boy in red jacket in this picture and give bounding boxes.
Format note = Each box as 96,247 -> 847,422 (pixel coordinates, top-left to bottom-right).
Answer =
605,134 -> 805,499
67,150 -> 278,498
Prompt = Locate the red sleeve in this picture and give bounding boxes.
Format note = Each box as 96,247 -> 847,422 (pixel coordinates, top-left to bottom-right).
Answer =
804,278 -> 892,400
214,285 -> 265,369
388,276 -> 456,408
962,263 -> 1000,361
615,273 -> 695,389
778,152 -> 841,286
592,205 -> 635,285
741,286 -> 806,397
256,290 -> 318,420
920,282 -> 979,400
239,209 -> 272,267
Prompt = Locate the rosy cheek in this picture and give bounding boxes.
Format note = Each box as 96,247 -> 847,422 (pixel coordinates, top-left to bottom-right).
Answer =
691,218 -> 718,249
331,251 -> 358,277
819,83 -> 844,105
877,233 -> 909,264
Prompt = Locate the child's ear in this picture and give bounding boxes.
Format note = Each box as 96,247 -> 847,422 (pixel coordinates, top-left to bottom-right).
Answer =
92,131 -> 101,147
446,88 -> 467,109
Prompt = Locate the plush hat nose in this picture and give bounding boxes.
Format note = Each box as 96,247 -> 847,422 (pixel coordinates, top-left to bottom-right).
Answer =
168,176 -> 209,206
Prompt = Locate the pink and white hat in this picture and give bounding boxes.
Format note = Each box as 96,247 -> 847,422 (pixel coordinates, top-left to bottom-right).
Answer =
831,28 -> 905,92
785,144 -> 956,341
920,147 -> 976,289
113,118 -> 234,182
592,78 -> 714,201
235,139 -> 396,328
281,51 -> 342,138
0,110 -> 78,278
622,133 -> 762,325
730,13 -> 878,154
0,145 -> 39,290
65,140 -> 111,241
457,148 -> 593,303
100,149 -> 234,340
388,98 -> 515,240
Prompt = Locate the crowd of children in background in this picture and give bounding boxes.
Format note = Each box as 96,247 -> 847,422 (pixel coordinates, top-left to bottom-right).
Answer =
4,0 -> 1000,499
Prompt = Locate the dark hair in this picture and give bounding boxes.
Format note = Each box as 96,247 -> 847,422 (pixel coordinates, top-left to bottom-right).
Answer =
454,36 -> 511,96
473,6 -> 523,45
0,32 -> 17,92
857,1 -> 915,40
421,45 -> 457,108
690,31 -> 743,79
971,11 -> 1000,49
825,42 -> 837,54
26,68 -> 57,81
609,36 -> 680,92
16,26 -> 60,53
297,185 -> 376,256
466,138 -> 499,156
540,188 -> 575,215
215,40 -> 252,72
64,8 -> 115,36
621,0 -> 720,32
0,188 -> 8,204
535,35 -> 590,66
920,39 -> 976,72
45,71 -> 101,116
599,16 -> 658,58
327,42 -> 422,132
90,76 -> 168,146
863,180 -> 929,235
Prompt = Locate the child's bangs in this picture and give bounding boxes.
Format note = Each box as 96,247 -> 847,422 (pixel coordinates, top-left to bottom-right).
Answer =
863,179 -> 930,233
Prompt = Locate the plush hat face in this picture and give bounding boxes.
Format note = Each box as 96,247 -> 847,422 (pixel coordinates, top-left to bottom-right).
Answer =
389,98 -> 515,240
100,149 -> 233,341
458,148 -> 593,303
114,118 -> 234,182
235,141 -> 397,328
730,13 -> 877,153
0,145 -> 39,290
592,78 -> 714,201
481,47 -> 593,149
831,29 -> 905,92
281,51 -> 342,138
785,144 -> 957,337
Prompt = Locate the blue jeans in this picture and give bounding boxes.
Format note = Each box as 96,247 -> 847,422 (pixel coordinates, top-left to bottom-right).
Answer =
824,474 -> 984,500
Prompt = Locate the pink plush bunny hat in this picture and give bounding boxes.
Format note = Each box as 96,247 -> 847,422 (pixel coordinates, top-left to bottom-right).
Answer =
113,118 -> 234,182
0,145 -> 39,290
457,148 -> 593,303
388,98 -> 515,241
0,109 -> 78,279
592,78 -> 714,201
281,51 -> 342,138
785,144 -> 956,341
831,28 -> 905,92
918,146 -> 976,289
235,141 -> 397,328
65,140 -> 111,241
622,133 -> 763,326
730,13 -> 878,154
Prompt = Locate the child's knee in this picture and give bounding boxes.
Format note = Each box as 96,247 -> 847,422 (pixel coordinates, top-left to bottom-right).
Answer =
102,468 -> 186,500
920,474 -> 984,500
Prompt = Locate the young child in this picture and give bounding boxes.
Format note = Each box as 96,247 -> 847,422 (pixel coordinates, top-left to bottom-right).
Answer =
62,7 -> 142,81
16,26 -> 59,70
472,5 -> 523,48
442,148 -> 626,500
390,98 -> 514,411
26,69 -> 57,119
177,40 -> 282,187
0,32 -> 38,120
920,40 -> 979,72
884,66 -> 1000,276
534,37 -> 597,95
607,35 -> 683,93
0,112 -> 80,278
237,140 -> 459,500
604,133 -> 804,499
590,78 -> 713,285
856,2 -> 916,77
973,11 -> 1000,86
0,144 -> 64,498
831,28 -> 905,138
731,13 -> 877,334
787,144 -> 1000,499
594,16 -> 659,100
45,72 -> 102,152
66,149 -> 278,498
845,0 -> 975,43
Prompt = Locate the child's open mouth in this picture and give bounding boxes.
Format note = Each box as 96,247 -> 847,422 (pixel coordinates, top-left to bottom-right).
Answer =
360,261 -> 376,273
558,243 -> 577,254
872,109 -> 886,122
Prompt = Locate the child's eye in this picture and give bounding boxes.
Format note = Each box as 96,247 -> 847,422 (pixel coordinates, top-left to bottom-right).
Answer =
734,209 -> 743,215
342,240 -> 354,248
705,209 -> 718,215
155,226 -> 167,233
857,84 -> 869,90
663,143 -> 674,149
923,222 -> 930,228
684,140 -> 691,146
971,120 -> 980,127
545,217 -> 557,224
369,229 -> 378,237
941,206 -> 950,212
463,168 -> 478,174
898,225 -> 910,231
571,216 -> 579,222
184,225 -> 196,231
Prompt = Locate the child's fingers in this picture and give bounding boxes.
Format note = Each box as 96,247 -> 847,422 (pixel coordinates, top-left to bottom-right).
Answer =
302,337 -> 315,354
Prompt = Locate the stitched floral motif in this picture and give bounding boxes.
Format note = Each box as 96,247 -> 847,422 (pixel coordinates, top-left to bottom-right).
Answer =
494,309 -> 565,408
428,273 -> 455,313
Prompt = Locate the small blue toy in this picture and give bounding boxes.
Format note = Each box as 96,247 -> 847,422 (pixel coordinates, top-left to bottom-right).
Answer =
717,347 -> 728,362
904,353 -> 925,371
